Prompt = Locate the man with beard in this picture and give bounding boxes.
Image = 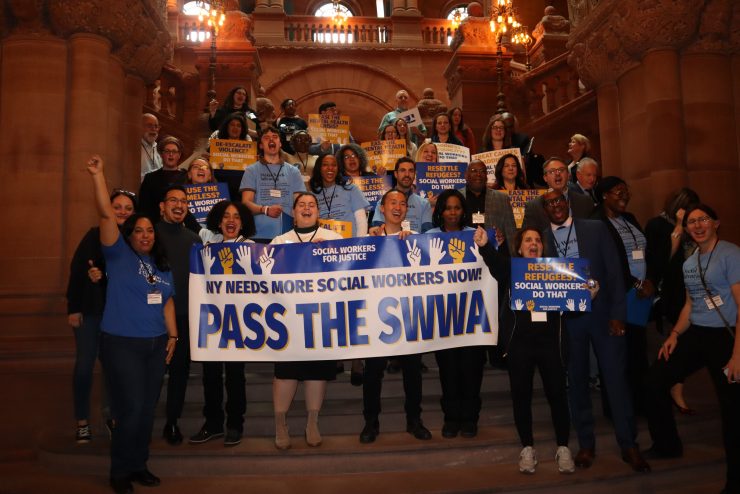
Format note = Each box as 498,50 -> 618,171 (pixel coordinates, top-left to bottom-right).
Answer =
541,189 -> 650,473
523,157 -> 593,232
370,157 -> 432,233
141,113 -> 162,181
156,186 -> 202,445
239,126 -> 305,242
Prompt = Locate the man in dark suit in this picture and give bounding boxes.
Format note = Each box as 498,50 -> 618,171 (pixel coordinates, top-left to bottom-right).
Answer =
541,189 -> 650,473
523,157 -> 593,232
568,157 -> 599,206
459,159 -> 517,254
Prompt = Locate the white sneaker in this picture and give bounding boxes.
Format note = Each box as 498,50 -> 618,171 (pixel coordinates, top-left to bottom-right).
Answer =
519,446 -> 537,474
556,446 -> 575,473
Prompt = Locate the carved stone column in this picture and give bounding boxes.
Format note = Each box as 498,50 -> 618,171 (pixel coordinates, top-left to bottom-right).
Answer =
0,0 -> 171,352
568,0 -> 739,241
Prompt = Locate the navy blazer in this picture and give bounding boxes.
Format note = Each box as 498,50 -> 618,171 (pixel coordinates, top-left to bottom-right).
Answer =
544,218 -> 626,322
523,190 -> 594,233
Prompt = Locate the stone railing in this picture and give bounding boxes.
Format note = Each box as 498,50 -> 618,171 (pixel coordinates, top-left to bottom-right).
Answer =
283,16 -> 392,45
512,52 -> 590,124
420,19 -> 457,47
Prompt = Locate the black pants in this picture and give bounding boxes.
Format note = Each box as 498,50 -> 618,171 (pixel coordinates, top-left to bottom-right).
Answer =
646,325 -> 740,492
201,361 -> 246,432
434,346 -> 485,425
165,314 -> 190,423
363,354 -> 422,423
507,330 -> 570,447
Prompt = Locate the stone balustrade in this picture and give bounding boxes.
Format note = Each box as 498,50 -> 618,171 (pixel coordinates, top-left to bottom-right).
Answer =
283,16 -> 392,45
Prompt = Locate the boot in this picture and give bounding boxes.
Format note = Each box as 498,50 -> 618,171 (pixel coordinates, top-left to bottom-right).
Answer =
274,412 -> 290,450
305,410 -> 322,447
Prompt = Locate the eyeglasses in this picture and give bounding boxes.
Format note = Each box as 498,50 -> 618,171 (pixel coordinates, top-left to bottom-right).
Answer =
544,168 -> 567,176
144,124 -> 160,130
343,153 -> 358,159
686,216 -> 712,226
190,164 -> 210,171
165,197 -> 188,205
162,149 -> 180,155
492,125 -> 506,131
468,168 -> 487,175
544,197 -> 566,207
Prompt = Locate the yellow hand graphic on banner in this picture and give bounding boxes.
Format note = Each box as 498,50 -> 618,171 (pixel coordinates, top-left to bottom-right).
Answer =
448,238 -> 466,264
218,247 -> 234,274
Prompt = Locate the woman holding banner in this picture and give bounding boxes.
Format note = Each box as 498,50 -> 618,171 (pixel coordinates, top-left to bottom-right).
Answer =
310,153 -> 370,238
270,192 -> 343,449
500,227 -> 576,475
493,153 -> 529,192
87,155 -> 176,494
190,200 -> 255,447
427,190 -> 504,439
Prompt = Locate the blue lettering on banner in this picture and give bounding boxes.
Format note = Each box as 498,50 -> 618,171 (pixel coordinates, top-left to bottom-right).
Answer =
510,257 -> 591,312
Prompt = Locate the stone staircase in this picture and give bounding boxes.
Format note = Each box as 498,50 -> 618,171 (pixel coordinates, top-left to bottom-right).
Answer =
33,354 -> 728,493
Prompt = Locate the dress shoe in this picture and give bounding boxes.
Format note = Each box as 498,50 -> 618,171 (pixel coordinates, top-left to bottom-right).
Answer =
406,419 -> 432,440
109,477 -> 133,494
574,448 -> 595,469
163,422 -> 183,445
130,469 -> 161,486
359,420 -> 379,444
622,446 -> 651,473
441,422 -> 460,438
460,422 -> 478,438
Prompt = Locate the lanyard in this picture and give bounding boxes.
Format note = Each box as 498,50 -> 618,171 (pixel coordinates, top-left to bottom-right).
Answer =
263,162 -> 284,190
294,228 -> 319,243
132,250 -> 156,285
141,142 -> 156,166
696,239 -> 718,290
616,216 -> 639,248
321,185 -> 336,215
556,222 -> 574,257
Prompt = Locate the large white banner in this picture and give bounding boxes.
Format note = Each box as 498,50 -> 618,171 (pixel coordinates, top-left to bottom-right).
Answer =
188,230 -> 498,361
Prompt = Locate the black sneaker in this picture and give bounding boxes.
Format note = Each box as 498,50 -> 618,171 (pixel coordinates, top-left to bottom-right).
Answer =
189,424 -> 224,444
76,424 -> 92,443
163,422 -> 183,445
359,420 -> 379,444
224,428 -> 242,446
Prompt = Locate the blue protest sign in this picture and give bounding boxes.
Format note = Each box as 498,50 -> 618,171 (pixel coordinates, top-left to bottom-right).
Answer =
510,257 -> 592,312
185,182 -> 230,227
415,162 -> 467,198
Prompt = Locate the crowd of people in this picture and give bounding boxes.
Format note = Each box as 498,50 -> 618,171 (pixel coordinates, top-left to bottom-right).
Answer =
66,88 -> 739,494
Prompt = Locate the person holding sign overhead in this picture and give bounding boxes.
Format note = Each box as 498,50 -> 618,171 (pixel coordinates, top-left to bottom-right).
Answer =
541,189 -> 650,473
362,189 -> 431,443
239,125 -> 305,242
270,192 -> 344,450
87,155 -> 176,494
377,89 -> 427,146
309,153 -> 369,238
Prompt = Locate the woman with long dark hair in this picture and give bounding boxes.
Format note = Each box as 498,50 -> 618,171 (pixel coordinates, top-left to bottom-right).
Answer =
208,85 -> 259,139
87,155 -> 176,494
449,107 -> 476,153
493,153 -> 529,191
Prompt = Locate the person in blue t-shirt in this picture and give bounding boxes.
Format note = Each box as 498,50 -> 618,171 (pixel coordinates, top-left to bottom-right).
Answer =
87,155 -> 176,494
646,204 -> 740,494
370,157 -> 433,233
309,153 -> 370,237
239,125 -> 305,242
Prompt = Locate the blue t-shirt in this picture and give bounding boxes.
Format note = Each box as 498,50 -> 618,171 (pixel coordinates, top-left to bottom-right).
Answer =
101,235 -> 174,337
314,183 -> 370,237
683,240 -> 740,327
239,161 -> 305,240
371,191 -> 433,233
609,216 -> 647,280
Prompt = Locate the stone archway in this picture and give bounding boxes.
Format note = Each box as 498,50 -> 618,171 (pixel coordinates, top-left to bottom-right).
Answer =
264,61 -> 422,142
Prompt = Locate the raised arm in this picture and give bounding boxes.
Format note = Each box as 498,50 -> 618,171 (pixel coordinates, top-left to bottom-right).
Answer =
87,155 -> 119,247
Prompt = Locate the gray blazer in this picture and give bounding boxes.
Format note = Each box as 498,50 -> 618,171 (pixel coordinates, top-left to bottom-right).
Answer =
459,187 -> 517,255
522,190 -> 594,233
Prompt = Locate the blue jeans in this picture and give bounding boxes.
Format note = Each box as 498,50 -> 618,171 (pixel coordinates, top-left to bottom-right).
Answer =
100,332 -> 166,479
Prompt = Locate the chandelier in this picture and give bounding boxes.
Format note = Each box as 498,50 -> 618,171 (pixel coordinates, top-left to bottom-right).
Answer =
489,0 -> 519,38
196,0 -> 226,35
332,0 -> 348,25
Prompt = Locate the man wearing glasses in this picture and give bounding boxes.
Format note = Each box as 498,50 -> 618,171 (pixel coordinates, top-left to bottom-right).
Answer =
523,156 -> 594,232
139,136 -> 188,222
141,113 -> 163,181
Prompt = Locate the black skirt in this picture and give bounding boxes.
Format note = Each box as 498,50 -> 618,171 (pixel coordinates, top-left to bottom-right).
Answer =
274,360 -> 337,381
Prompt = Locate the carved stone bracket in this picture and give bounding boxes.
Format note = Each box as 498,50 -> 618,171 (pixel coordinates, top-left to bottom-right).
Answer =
1,0 -> 172,84
567,0 -> 738,88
